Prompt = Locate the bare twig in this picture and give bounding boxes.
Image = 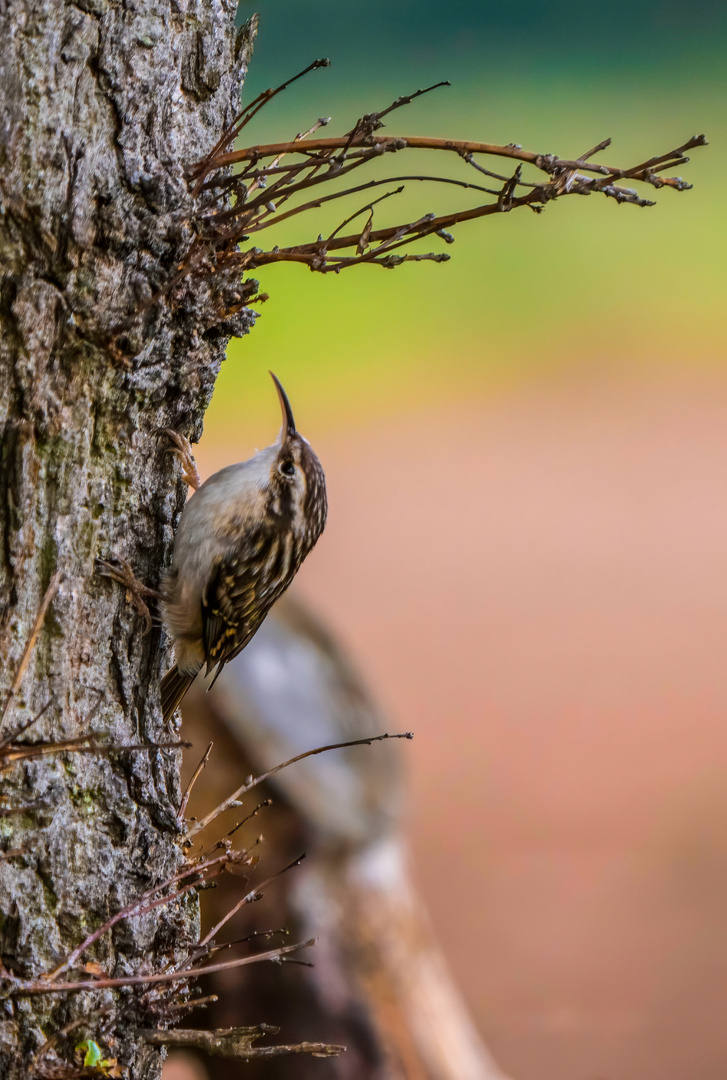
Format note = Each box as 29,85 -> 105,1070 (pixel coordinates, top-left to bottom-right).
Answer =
0,570 -> 62,729
237,173 -> 504,233
45,850 -> 240,980
327,186 -> 404,246
0,736 -> 188,771
205,929 -> 290,957
186,731 -> 413,839
178,742 -> 213,820
218,798 -> 272,843
497,164 -> 522,211
7,940 -> 317,996
197,855 -> 305,952
163,992 -> 219,1014
142,1024 -> 343,1060
0,700 -> 52,751
45,881 -> 200,984
370,80 -> 451,125
243,187 -> 545,271
191,57 -> 332,195
578,137 -> 612,161
204,131 -> 707,179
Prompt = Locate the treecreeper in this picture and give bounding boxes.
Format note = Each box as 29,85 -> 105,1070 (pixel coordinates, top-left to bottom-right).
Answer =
161,372 -> 327,724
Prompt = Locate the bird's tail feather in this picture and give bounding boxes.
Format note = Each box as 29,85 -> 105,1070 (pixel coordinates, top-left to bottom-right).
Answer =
160,665 -> 195,726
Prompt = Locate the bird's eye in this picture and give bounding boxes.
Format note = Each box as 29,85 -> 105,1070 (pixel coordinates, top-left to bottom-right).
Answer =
280,461 -> 295,477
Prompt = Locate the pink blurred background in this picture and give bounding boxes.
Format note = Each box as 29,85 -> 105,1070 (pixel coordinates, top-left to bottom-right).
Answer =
196,360 -> 727,1080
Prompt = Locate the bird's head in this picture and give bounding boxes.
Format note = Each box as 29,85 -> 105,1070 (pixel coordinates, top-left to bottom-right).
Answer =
265,372 -> 327,550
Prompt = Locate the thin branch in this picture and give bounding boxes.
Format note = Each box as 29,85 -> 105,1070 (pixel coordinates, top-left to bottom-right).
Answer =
197,855 -> 306,952
462,150 -> 538,188
43,880 -> 200,983
590,134 -> 706,187
0,736 -> 188,771
8,940 -> 317,996
45,850 -> 238,980
578,137 -> 612,161
245,115 -> 332,202
163,992 -> 219,1014
0,700 -> 52,751
186,731 -> 413,839
243,173 -> 503,234
208,131 -> 708,178
217,798 -> 272,844
329,251 -> 450,272
248,188 -> 544,268
178,741 -> 213,821
372,80 -> 451,124
142,1025 -> 343,1060
497,164 -> 523,211
191,57 -> 331,194
337,80 -> 451,158
199,154 -> 332,195
201,151 -> 373,233
205,929 -> 290,957
327,186 -> 404,246
0,570 -> 62,729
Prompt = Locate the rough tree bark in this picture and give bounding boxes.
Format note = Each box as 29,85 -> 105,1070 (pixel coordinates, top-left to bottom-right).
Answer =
0,2 -> 255,1075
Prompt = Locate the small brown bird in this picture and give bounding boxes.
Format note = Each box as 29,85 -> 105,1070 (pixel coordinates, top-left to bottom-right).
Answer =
160,373 -> 327,725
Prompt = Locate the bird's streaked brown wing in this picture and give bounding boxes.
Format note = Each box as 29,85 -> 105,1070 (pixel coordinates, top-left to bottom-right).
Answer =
201,528 -> 295,681
202,558 -> 263,680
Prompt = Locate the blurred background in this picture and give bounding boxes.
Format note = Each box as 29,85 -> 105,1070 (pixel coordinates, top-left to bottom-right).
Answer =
192,3 -> 727,1078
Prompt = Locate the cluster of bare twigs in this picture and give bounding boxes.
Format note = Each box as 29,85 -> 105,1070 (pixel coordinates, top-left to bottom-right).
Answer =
2,731 -> 410,992
0,591 -> 411,1061
175,59 -> 706,296
4,735 -> 412,1066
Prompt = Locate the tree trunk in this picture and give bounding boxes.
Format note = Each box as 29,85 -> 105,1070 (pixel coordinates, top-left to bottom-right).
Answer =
0,2 -> 255,1075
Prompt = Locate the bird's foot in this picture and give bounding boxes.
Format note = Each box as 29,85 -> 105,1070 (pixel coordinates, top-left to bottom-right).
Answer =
159,429 -> 202,491
96,556 -> 162,634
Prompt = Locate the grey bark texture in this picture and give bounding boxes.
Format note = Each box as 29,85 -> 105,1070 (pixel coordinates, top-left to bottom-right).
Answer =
0,2 -> 255,1075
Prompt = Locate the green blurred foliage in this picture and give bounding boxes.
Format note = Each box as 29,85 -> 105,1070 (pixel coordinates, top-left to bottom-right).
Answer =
204,2 -> 726,443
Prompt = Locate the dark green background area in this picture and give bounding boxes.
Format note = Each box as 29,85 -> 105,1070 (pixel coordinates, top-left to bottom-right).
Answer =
238,1 -> 727,72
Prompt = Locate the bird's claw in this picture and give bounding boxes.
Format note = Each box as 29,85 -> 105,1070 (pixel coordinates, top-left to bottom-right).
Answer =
96,556 -> 162,634
158,429 -> 202,491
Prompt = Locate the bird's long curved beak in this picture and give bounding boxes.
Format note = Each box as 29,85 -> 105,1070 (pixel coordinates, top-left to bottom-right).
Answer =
270,371 -> 296,441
